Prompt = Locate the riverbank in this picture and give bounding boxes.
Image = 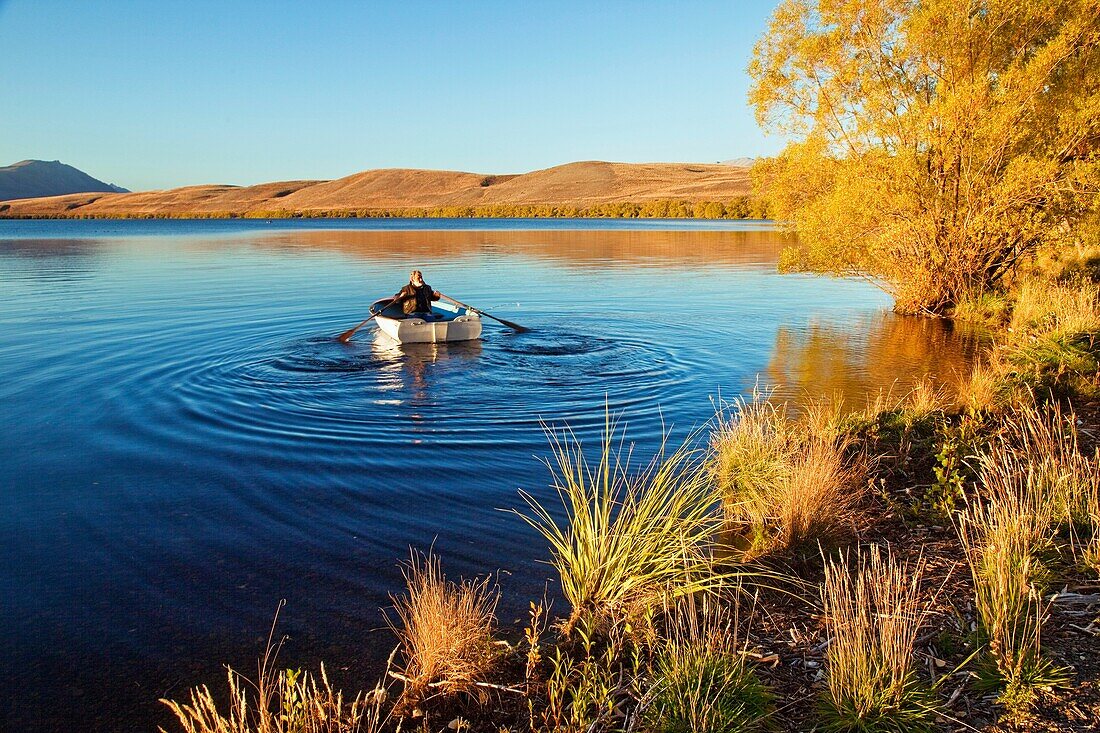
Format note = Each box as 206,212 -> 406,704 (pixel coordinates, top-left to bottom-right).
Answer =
159,274 -> 1100,733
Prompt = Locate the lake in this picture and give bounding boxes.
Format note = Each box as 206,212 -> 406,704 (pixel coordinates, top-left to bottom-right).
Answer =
0,219 -> 980,731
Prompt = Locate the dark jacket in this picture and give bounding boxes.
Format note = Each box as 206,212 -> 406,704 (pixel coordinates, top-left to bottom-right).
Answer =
394,282 -> 440,315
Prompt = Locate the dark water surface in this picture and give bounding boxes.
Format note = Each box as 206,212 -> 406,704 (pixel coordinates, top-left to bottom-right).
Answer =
0,219 -> 980,731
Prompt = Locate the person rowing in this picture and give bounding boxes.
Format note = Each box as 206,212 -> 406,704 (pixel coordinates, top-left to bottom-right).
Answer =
392,269 -> 442,319
336,270 -> 527,343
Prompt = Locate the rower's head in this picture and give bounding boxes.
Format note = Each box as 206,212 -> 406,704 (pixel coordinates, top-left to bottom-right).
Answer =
410,269 -> 424,287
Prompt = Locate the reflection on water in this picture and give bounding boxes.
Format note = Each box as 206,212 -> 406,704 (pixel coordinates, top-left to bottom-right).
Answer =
0,220 -> 981,732
764,312 -> 985,406
373,336 -> 485,402
253,227 -> 786,270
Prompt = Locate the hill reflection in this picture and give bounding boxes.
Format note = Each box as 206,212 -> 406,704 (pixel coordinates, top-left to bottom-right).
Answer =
252,227 -> 789,270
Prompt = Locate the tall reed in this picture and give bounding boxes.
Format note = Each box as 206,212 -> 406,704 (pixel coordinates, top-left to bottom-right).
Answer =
819,546 -> 931,733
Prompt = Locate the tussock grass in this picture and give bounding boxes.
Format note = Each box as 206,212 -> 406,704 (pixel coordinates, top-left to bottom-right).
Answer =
956,358 -> 1008,414
517,419 -> 726,636
998,401 -> 1100,527
819,546 -> 932,733
1010,279 -> 1100,338
902,377 -> 952,422
643,597 -> 770,733
389,551 -> 498,700
1084,480 -> 1100,576
952,290 -> 1010,327
1004,280 -> 1100,395
713,394 -> 863,559
957,426 -> 1070,711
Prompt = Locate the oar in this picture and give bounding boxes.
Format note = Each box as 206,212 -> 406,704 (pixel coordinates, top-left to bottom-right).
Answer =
337,298 -> 396,343
440,293 -> 528,332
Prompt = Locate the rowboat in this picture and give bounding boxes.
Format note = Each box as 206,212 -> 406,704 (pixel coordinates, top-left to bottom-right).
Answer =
369,298 -> 482,344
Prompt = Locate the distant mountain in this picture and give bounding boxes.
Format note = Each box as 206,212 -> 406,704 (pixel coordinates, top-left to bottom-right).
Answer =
720,157 -> 756,167
0,160 -> 128,202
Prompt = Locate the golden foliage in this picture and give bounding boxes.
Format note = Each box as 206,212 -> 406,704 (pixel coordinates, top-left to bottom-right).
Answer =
751,0 -> 1100,314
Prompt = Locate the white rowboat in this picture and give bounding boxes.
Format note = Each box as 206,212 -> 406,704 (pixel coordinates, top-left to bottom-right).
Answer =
370,298 -> 482,344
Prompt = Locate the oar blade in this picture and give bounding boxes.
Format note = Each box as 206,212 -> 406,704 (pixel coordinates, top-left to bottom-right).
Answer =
496,317 -> 529,333
336,326 -> 360,343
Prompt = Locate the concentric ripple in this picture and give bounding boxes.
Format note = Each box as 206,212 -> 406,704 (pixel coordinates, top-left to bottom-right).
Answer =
0,222 -> 984,733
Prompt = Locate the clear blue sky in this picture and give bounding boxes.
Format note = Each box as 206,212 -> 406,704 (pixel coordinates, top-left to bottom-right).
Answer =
0,0 -> 783,190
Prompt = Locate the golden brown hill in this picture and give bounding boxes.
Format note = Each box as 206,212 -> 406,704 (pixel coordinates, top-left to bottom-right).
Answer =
0,161 -> 753,217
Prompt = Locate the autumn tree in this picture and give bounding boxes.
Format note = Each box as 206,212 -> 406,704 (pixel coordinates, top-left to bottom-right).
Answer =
750,0 -> 1100,314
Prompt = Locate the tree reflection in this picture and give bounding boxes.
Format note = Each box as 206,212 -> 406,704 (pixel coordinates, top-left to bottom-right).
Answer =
763,312 -> 985,406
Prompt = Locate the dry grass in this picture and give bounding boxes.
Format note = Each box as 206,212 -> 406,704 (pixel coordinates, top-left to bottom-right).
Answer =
713,394 -> 863,560
903,377 -> 952,421
997,401 -> 1100,526
1085,480 -> 1100,575
162,666 -> 385,733
1009,279 -> 1100,338
956,358 -> 1008,414
517,419 -> 728,636
389,551 -> 498,701
819,546 -> 932,733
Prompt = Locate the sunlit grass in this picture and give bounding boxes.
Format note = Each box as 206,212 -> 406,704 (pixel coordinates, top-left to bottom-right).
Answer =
162,613 -> 389,733
713,393 -> 863,559
388,550 -> 498,701
819,546 -> 932,733
957,422 -> 1070,712
516,417 -> 728,636
643,597 -> 770,733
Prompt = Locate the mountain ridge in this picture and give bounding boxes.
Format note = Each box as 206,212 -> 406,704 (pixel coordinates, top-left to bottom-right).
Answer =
0,160 -> 128,202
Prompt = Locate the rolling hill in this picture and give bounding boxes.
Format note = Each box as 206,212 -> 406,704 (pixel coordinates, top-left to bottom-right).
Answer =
0,161 -> 754,217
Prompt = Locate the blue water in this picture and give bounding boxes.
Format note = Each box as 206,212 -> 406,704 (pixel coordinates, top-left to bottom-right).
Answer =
0,219 -> 979,731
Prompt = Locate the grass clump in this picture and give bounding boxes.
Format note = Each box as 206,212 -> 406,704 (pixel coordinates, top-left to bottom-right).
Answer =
955,358 -> 1009,415
713,394 -> 863,559
819,546 -> 932,733
642,598 -> 770,733
388,550 -> 498,702
956,432 -> 1069,712
517,419 -> 726,636
163,666 -> 383,733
